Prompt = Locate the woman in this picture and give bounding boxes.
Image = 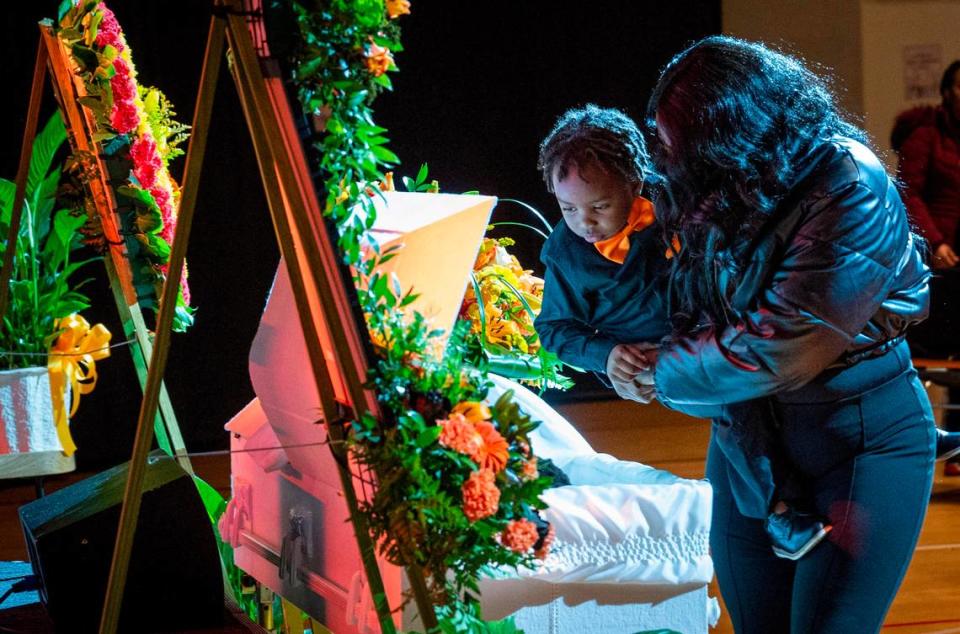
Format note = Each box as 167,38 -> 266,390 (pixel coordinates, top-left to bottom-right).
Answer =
644,37 -> 935,633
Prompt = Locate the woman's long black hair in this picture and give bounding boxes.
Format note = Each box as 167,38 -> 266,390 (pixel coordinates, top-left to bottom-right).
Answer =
647,36 -> 865,333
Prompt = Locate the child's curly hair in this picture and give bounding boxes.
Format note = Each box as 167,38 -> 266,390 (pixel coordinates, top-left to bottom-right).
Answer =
537,104 -> 650,193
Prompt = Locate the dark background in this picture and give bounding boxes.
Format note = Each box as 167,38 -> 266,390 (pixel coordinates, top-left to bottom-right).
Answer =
2,1 -> 719,469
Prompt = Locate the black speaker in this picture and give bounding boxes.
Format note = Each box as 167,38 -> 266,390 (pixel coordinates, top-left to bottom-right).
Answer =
18,450 -> 224,632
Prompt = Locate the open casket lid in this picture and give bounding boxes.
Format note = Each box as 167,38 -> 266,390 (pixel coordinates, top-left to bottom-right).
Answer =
248,191 -> 496,482
365,191 -> 497,341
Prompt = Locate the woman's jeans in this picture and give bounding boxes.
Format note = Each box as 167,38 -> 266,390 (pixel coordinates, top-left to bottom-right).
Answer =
707,342 -> 936,633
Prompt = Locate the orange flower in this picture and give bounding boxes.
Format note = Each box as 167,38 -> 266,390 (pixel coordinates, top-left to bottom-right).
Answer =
501,518 -> 539,553
462,470 -> 500,522
521,456 -> 538,481
451,401 -> 491,424
386,0 -> 411,19
439,413 -> 483,462
535,523 -> 555,560
474,238 -> 497,270
474,420 -> 509,473
365,42 -> 393,77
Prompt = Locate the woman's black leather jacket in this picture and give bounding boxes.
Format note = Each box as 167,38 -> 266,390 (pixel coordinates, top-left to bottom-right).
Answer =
655,137 -> 930,418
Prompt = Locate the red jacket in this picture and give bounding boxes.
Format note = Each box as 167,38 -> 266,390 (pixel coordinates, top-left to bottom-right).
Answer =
895,105 -> 960,249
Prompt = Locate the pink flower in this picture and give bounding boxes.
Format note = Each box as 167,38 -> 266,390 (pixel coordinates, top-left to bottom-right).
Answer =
95,4 -> 125,51
462,470 -> 500,522
110,58 -> 137,103
179,264 -> 191,305
150,184 -> 172,213
500,519 -> 539,553
109,100 -> 139,134
131,135 -> 161,188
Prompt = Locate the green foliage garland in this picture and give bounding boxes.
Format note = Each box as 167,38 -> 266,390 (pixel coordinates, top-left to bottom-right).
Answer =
278,1 -> 553,630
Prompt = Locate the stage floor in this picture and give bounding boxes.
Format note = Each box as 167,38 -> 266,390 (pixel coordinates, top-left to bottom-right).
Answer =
1,399 -> 959,633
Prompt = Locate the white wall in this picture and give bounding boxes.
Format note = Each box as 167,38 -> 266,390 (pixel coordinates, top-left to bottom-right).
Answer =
723,0 -> 960,170
861,0 -> 960,166
723,0 -> 864,118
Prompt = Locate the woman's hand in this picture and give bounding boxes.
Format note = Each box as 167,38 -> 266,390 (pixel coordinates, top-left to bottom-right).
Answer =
934,243 -> 959,268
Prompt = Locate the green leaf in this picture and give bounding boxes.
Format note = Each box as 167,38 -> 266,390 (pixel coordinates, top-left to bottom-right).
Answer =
372,272 -> 389,299
27,114 -> 66,197
91,130 -> 116,143
0,179 -> 16,226
135,206 -> 164,234
70,43 -> 100,71
78,96 -> 106,117
416,426 -> 440,448
391,272 -> 402,298
370,145 -> 399,164
486,354 -> 541,380
416,163 -> 429,185
57,0 -> 74,22
117,186 -> 161,213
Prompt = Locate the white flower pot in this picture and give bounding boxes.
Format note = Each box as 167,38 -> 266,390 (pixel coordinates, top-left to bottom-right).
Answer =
0,366 -> 59,455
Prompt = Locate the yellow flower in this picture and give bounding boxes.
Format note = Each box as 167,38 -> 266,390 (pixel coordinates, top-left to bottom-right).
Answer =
474,238 -> 498,270
386,0 -> 411,19
487,318 -> 521,348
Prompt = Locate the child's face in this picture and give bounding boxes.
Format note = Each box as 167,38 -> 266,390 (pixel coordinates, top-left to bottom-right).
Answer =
552,161 -> 638,244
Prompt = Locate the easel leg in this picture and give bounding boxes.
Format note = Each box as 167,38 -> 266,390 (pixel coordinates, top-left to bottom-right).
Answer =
0,35 -> 48,323
96,11 -> 226,634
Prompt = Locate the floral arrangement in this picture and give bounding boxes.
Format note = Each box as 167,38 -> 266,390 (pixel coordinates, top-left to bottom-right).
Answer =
278,0 -> 553,629
0,113 -> 110,456
463,236 -> 572,391
352,292 -> 555,605
55,0 -> 194,331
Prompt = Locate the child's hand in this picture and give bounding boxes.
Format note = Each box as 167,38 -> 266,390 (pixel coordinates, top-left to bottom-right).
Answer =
606,343 -> 650,382
633,342 -> 659,367
630,343 -> 659,385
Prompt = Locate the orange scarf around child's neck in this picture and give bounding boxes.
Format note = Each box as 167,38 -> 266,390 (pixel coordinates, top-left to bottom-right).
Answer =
593,197 -> 656,264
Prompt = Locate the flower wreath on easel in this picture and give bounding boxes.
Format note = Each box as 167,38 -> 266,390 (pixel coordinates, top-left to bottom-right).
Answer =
56,1 -> 194,331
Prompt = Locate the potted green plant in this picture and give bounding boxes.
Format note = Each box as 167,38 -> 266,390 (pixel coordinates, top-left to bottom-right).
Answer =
0,113 -> 98,462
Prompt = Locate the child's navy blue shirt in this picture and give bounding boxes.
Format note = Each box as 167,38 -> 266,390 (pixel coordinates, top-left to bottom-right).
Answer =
534,219 -> 671,374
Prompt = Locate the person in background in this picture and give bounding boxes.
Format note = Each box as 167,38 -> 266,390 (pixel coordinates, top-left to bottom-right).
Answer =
645,36 -> 934,633
894,60 -> 960,474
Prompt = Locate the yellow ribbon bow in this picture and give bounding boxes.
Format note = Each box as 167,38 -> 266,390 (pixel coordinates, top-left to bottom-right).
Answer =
47,314 -> 112,456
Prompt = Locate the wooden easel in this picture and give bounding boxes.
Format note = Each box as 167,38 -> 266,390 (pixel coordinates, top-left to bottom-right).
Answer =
2,25 -> 193,474
7,1 -> 436,632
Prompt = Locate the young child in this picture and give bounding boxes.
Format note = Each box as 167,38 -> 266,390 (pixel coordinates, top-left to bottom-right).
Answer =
533,104 -> 830,560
